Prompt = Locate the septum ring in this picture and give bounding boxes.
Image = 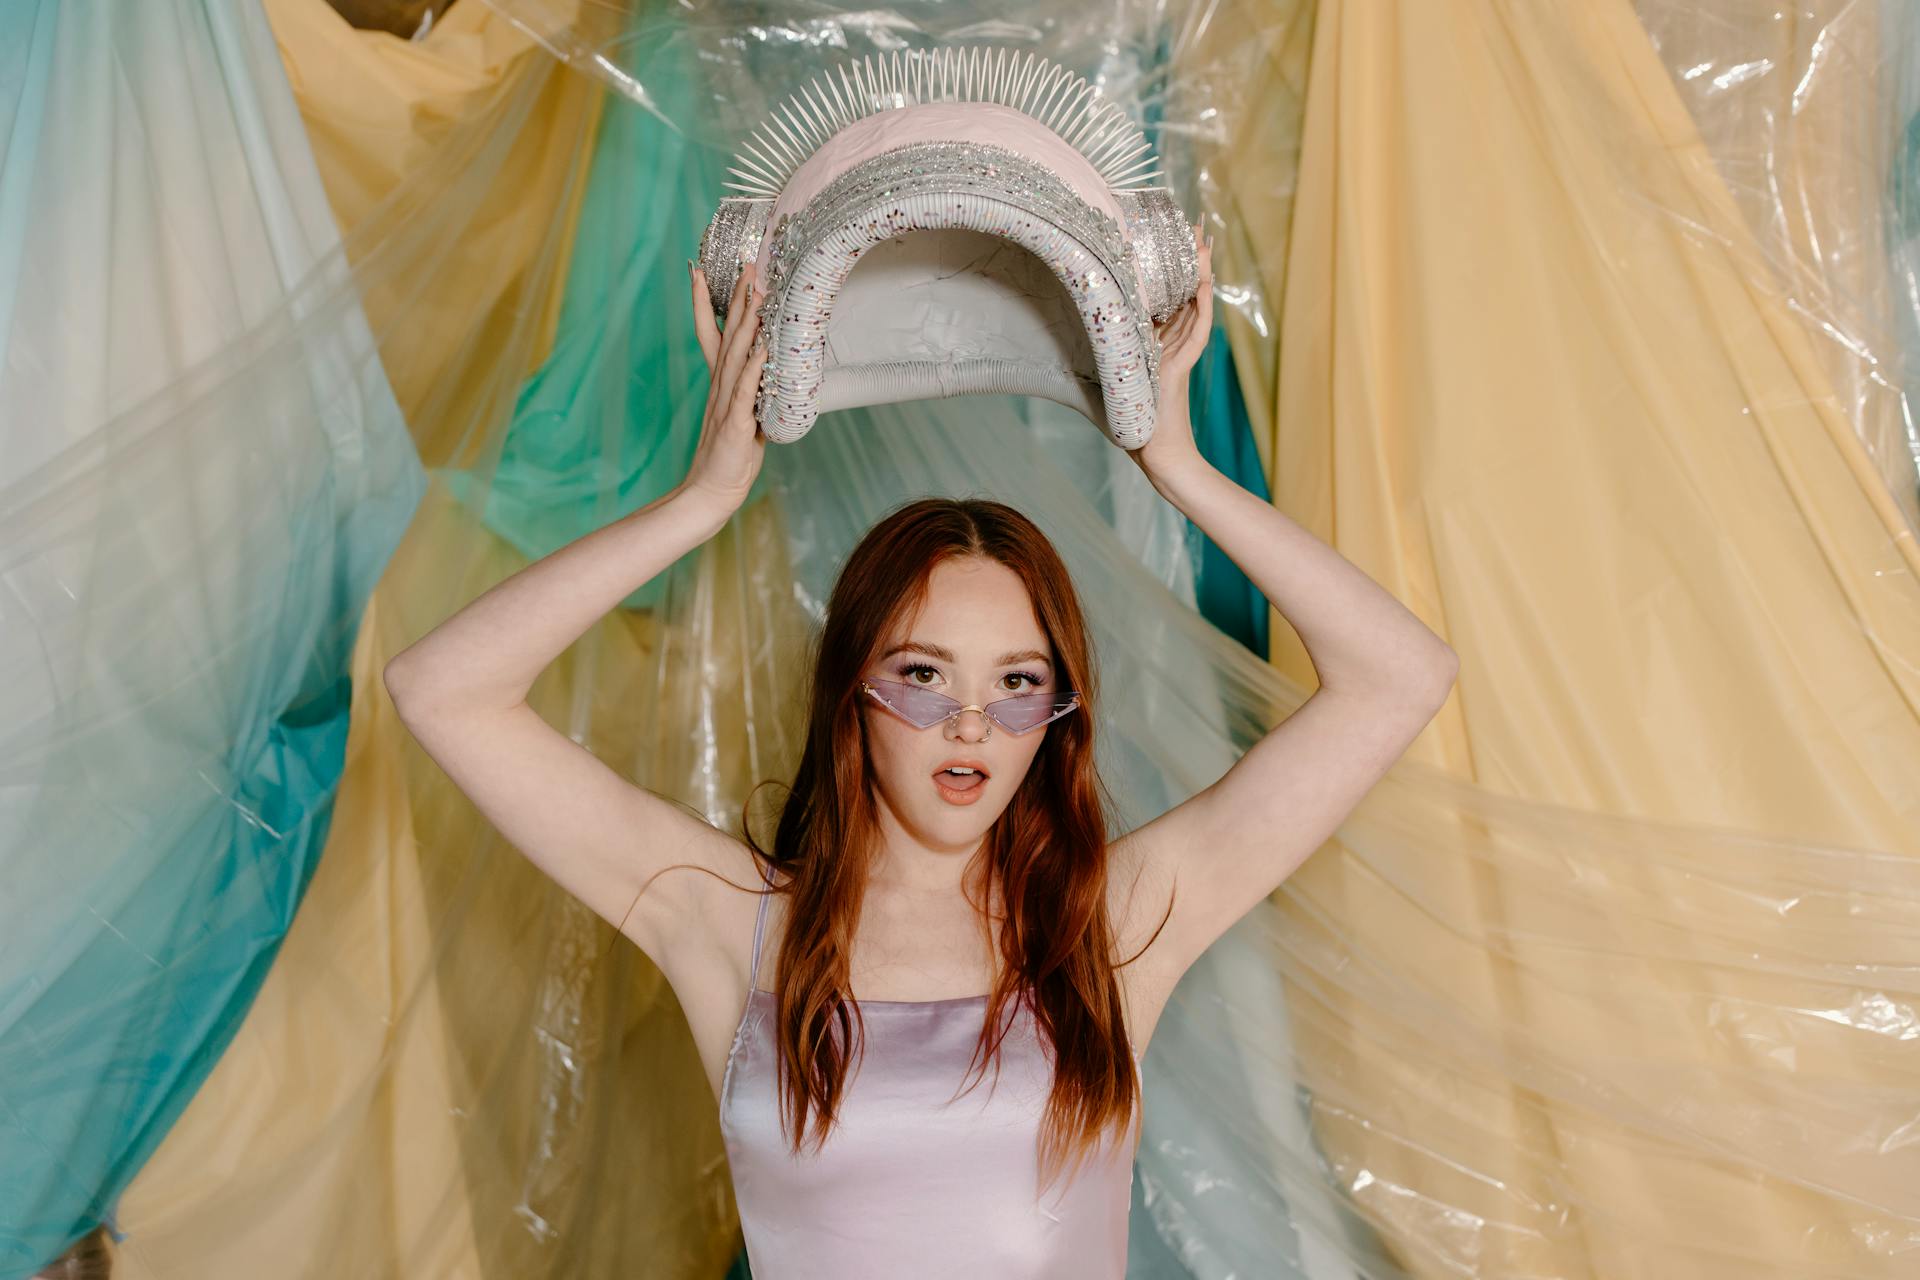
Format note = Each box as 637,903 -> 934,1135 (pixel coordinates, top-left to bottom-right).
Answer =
950,705 -> 994,742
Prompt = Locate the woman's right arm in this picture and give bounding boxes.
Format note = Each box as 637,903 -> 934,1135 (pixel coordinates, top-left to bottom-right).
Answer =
382,259 -> 771,973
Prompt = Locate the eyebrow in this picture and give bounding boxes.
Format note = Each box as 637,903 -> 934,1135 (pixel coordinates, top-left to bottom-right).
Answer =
882,640 -> 1053,668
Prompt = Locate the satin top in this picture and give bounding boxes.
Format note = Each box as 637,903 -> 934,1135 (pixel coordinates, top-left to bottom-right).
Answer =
719,873 -> 1143,1279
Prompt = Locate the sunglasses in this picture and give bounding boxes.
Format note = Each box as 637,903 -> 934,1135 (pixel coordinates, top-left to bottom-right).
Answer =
859,676 -> 1081,735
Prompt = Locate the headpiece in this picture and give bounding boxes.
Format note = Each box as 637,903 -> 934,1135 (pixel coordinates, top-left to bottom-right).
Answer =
697,46 -> 1200,449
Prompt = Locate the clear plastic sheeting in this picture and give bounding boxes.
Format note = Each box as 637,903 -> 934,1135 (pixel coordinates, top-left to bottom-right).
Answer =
1631,0 -> 1920,540
3,2 -> 1916,1279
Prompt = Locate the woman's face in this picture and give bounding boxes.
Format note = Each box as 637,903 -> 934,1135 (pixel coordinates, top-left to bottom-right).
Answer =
860,556 -> 1064,852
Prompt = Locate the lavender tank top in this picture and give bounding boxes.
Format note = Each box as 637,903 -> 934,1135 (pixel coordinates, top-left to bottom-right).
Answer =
719,870 -> 1143,1279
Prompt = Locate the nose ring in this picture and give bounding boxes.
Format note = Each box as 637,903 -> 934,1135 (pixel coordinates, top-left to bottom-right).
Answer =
951,704 -> 993,741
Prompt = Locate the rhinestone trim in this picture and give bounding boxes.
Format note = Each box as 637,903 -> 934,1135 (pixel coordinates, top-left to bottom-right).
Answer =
697,197 -> 772,319
1114,187 -> 1200,324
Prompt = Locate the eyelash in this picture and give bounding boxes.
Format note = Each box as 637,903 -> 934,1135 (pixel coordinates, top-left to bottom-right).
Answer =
896,662 -> 1046,692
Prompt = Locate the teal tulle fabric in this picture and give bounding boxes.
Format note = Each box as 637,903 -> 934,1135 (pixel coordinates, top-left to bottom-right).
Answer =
440,33 -> 764,612
1189,326 -> 1272,659
0,1 -> 423,1272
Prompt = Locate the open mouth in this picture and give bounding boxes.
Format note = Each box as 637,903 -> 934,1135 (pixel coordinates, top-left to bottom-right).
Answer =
931,765 -> 988,801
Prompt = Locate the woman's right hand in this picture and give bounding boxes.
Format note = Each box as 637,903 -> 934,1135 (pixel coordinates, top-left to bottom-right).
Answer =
683,259 -> 772,514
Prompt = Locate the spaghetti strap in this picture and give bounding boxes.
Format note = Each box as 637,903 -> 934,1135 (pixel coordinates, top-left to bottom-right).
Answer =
721,858 -> 778,1111
747,856 -> 774,990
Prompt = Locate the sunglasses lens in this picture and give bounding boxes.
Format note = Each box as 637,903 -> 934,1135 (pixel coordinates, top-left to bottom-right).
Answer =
865,679 -> 959,728
989,693 -> 1079,733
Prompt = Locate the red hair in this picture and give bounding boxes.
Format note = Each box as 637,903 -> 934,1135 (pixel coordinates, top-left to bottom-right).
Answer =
738,497 -> 1167,1195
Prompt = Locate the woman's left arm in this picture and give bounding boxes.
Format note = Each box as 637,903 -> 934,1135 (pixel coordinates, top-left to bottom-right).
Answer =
1115,227 -> 1458,982
1142,456 -> 1459,699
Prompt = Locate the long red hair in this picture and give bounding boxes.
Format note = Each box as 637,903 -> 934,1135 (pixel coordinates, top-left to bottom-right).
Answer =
738,497 -> 1167,1195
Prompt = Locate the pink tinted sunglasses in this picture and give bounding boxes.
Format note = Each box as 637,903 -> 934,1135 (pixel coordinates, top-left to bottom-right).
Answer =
859,677 -> 1081,737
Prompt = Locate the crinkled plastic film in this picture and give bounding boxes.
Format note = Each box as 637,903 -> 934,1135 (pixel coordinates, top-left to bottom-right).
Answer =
1633,0 -> 1920,538
6,1 -> 1920,1278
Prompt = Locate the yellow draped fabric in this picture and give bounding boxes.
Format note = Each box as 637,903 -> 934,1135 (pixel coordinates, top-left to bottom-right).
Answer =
115,478 -> 799,1277
263,0 -> 604,463
105,3 -> 765,1275
1191,0 -> 1920,1274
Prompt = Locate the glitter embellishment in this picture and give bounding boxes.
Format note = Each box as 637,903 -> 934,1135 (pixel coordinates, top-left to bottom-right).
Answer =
1114,188 -> 1200,324
697,197 -> 772,317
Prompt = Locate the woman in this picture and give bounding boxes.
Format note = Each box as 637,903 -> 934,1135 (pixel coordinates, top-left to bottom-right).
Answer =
383,238 -> 1458,1277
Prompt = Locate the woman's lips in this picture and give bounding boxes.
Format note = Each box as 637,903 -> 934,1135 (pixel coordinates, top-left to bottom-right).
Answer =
932,770 -> 987,804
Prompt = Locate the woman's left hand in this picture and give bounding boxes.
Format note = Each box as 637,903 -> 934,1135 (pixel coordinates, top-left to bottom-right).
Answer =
1127,223 -> 1214,487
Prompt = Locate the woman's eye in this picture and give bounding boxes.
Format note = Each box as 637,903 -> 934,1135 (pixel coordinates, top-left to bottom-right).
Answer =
896,664 -> 1044,690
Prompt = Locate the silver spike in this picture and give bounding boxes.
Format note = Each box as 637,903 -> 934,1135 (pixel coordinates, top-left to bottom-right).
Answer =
828,62 -> 857,123
796,79 -> 833,140
724,45 -> 1156,193
746,126 -> 796,176
850,54 -> 872,110
1108,155 -> 1162,186
802,76 -> 840,135
1080,126 -> 1123,173
776,99 -> 816,152
1100,135 -> 1155,175
733,150 -> 787,195
756,108 -> 803,166
842,60 -> 866,114
783,93 -> 819,149
736,135 -> 786,178
1054,84 -> 1099,149
726,158 -> 781,195
1083,114 -> 1133,169
1011,50 -> 1045,115
764,106 -> 808,166
1031,65 -> 1074,130
1059,113 -> 1095,153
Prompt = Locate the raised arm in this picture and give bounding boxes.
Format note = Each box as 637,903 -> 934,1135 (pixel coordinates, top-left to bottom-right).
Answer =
383,260 -> 772,974
1114,228 -> 1459,997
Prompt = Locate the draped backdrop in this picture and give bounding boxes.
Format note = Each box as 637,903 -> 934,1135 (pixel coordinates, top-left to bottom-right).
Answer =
2,0 -> 1918,1276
